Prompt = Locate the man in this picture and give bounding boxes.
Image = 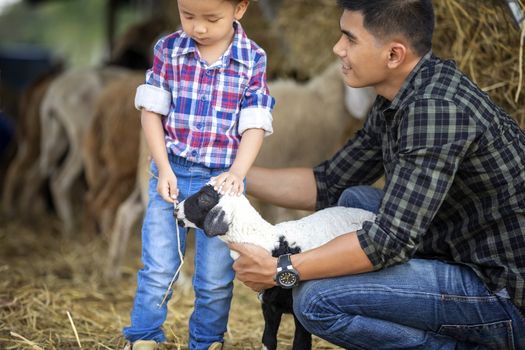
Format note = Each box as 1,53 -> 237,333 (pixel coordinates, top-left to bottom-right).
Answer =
229,0 -> 525,349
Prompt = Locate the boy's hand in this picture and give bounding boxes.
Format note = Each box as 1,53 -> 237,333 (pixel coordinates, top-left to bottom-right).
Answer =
211,171 -> 244,196
157,169 -> 179,203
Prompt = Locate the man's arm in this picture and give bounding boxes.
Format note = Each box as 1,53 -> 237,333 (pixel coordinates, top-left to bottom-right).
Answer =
246,166 -> 318,211
230,232 -> 373,291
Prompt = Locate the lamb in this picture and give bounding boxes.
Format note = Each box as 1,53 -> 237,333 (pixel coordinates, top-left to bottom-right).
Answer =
176,184 -> 376,350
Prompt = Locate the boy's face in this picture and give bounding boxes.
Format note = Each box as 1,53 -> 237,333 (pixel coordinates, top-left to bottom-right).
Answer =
333,10 -> 391,91
177,0 -> 248,49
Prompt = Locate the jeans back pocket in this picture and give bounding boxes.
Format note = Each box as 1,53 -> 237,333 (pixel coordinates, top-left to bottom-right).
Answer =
438,320 -> 514,350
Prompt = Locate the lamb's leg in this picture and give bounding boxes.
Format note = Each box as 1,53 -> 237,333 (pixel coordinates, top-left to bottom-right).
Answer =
2,146 -> 27,216
261,302 -> 282,350
18,162 -> 49,215
105,186 -> 143,280
291,314 -> 312,350
50,141 -> 84,234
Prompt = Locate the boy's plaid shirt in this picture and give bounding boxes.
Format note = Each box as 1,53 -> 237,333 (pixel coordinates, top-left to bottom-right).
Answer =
136,22 -> 274,168
314,52 -> 525,313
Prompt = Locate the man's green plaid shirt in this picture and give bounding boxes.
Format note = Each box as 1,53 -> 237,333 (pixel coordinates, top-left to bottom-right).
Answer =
314,52 -> 525,313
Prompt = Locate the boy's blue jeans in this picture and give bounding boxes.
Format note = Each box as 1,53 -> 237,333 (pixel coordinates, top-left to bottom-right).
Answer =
293,185 -> 525,350
123,154 -> 234,349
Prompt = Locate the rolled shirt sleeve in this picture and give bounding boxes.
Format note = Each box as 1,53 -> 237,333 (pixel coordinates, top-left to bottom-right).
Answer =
239,53 -> 275,136
134,37 -> 172,116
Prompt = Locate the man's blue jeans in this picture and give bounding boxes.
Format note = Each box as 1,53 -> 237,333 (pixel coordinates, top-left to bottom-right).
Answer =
293,186 -> 525,350
123,154 -> 235,349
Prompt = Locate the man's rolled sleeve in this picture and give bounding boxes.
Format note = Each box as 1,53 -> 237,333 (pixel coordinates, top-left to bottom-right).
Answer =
356,220 -> 416,270
238,107 -> 273,136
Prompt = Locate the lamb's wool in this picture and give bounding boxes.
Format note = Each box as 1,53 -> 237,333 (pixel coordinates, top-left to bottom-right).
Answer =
209,194 -> 376,255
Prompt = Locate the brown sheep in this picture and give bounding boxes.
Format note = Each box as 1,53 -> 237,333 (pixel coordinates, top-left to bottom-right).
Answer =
83,72 -> 144,235
105,133 -> 150,280
1,68 -> 62,217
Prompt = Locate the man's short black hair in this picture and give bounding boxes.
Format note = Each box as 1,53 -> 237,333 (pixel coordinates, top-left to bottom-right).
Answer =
337,0 -> 434,56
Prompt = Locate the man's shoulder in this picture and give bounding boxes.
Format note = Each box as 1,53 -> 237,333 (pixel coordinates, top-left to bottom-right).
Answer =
415,56 -> 463,101
413,56 -> 491,109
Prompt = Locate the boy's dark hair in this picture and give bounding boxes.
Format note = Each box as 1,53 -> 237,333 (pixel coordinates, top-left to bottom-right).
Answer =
337,0 -> 434,56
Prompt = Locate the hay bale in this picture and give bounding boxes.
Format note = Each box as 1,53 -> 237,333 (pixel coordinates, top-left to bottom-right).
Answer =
272,0 -> 525,127
433,0 -> 525,129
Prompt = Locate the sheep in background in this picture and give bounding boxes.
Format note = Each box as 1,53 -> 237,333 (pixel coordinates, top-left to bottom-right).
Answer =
1,68 -> 62,217
39,66 -> 129,233
176,184 -> 376,350
105,133 -> 150,280
82,72 -> 144,235
253,61 -> 376,223
345,85 -> 376,120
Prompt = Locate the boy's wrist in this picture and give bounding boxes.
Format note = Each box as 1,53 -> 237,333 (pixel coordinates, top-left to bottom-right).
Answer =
157,162 -> 173,174
229,167 -> 247,179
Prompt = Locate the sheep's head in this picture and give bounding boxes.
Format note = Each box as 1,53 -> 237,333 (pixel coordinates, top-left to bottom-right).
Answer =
176,184 -> 242,237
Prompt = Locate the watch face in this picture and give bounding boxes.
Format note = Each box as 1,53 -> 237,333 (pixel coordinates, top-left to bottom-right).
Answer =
277,271 -> 298,288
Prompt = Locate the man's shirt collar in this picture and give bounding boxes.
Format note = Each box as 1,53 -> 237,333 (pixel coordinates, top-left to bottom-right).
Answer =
378,50 -> 434,113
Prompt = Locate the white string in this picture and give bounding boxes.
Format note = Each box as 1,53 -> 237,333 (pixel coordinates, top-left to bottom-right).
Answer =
158,201 -> 185,309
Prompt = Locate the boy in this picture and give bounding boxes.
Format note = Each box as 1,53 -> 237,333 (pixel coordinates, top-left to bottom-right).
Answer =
123,1 -> 274,349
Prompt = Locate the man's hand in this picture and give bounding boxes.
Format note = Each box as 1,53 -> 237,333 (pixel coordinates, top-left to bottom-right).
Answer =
229,243 -> 277,292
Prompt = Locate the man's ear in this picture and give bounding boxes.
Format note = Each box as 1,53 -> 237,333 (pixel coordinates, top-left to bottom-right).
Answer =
387,42 -> 407,69
203,207 -> 229,237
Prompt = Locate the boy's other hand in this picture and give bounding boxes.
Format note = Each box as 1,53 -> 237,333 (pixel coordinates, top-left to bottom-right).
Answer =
211,171 -> 244,196
157,169 -> 179,203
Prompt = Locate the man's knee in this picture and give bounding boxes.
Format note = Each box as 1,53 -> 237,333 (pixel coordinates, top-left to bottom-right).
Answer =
292,280 -> 349,336
337,185 -> 383,213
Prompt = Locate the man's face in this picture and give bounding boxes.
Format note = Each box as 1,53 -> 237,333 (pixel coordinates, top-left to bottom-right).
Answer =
333,10 -> 389,90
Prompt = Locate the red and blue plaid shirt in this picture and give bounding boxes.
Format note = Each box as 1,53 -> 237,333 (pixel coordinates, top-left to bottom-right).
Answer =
135,21 -> 275,168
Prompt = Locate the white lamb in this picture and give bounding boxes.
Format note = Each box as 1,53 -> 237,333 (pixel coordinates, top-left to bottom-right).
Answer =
176,184 -> 375,350
179,186 -> 374,259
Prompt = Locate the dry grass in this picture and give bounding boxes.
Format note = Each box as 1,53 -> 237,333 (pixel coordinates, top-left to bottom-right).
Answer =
433,0 -> 525,128
0,216 -> 340,350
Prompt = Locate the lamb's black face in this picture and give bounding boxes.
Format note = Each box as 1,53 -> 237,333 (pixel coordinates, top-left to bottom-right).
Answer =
177,185 -> 220,229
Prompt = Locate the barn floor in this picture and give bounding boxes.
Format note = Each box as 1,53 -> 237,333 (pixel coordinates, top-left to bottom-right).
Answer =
0,214 -> 341,350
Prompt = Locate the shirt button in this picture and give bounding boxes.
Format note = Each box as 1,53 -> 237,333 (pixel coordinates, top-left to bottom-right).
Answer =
206,70 -> 212,76
196,123 -> 203,129
191,150 -> 198,157
201,95 -> 207,101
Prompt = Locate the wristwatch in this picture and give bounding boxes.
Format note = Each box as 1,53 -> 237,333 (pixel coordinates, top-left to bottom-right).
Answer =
275,254 -> 300,289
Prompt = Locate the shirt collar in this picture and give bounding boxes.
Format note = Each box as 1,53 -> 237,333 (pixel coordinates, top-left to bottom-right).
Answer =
171,21 -> 251,67
378,50 -> 434,112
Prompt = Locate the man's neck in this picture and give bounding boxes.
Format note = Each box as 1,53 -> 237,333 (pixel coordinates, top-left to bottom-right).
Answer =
376,55 -> 422,102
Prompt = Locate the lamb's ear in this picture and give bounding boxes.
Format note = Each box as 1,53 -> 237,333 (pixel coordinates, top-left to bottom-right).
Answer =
203,207 -> 229,237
